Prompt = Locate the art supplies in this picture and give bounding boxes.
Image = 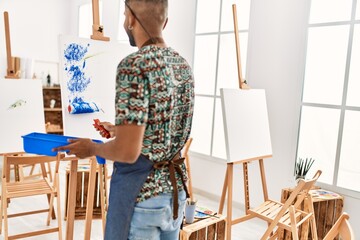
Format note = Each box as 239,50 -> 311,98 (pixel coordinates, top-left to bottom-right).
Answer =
195,205 -> 218,219
185,199 -> 197,224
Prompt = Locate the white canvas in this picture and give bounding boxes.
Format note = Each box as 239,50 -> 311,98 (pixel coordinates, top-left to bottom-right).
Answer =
59,35 -> 136,140
220,88 -> 273,162
0,79 -> 45,154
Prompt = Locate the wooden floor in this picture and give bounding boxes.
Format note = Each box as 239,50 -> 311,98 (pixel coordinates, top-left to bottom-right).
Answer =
0,158 -> 266,239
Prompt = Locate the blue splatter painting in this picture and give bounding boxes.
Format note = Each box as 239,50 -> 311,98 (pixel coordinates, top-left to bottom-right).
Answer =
64,43 -> 100,114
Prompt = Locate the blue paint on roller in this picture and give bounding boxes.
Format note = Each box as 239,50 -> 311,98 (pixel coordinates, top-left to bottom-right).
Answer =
68,97 -> 100,114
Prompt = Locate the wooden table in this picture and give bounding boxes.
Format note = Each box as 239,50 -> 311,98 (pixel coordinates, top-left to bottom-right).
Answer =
278,187 -> 343,240
180,214 -> 226,240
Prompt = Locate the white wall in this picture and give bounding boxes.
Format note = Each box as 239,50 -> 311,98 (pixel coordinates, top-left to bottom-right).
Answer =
246,0 -> 308,197
163,0 -> 196,67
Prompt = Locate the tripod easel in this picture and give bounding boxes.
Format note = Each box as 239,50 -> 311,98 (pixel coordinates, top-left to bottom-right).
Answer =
65,2 -> 110,239
217,5 -> 272,240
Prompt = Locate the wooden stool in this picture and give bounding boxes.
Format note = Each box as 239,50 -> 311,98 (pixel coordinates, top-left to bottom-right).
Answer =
180,214 -> 226,240
64,162 -> 102,220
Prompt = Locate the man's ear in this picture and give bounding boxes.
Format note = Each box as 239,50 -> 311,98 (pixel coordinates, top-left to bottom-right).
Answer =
163,17 -> 168,30
128,13 -> 136,28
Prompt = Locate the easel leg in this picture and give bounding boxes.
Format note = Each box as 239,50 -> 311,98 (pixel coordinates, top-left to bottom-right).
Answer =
99,163 -> 108,234
258,159 -> 269,201
218,166 -> 228,214
226,163 -> 233,240
84,157 -> 97,240
243,162 -> 250,212
219,163 -> 234,240
66,159 -> 78,240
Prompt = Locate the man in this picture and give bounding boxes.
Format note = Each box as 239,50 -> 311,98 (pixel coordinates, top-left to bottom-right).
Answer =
54,0 -> 195,239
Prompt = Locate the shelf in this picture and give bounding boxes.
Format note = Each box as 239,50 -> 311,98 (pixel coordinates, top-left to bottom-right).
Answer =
46,129 -> 64,133
43,87 -> 63,135
44,108 -> 62,111
43,86 -> 60,90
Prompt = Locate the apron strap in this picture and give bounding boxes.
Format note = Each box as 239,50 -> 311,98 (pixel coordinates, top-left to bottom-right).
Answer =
153,152 -> 190,220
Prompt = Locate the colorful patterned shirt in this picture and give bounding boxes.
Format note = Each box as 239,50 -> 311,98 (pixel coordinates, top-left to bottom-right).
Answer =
115,45 -> 194,202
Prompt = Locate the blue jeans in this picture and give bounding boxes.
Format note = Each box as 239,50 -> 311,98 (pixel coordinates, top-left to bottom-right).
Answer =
128,190 -> 186,240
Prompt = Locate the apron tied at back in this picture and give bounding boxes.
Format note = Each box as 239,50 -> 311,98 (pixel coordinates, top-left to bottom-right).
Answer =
153,152 -> 190,220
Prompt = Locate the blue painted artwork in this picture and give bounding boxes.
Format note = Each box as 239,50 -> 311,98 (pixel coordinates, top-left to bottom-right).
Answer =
64,43 -> 88,62
64,43 -> 100,114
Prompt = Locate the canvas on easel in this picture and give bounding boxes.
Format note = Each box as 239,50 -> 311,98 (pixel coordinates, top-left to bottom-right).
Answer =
59,35 -> 135,140
217,4 -> 273,240
221,88 -> 272,163
0,79 -> 45,154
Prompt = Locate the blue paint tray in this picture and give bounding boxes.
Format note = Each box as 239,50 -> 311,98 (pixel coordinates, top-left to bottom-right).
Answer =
22,132 -> 106,164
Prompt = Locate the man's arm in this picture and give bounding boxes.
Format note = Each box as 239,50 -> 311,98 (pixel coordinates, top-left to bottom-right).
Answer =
53,124 -> 145,163
94,124 -> 145,163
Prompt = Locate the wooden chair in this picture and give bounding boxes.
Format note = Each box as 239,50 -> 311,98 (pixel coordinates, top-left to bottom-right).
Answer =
246,170 -> 322,240
17,161 -> 53,182
0,153 -> 64,240
323,212 -> 354,240
9,152 -> 53,183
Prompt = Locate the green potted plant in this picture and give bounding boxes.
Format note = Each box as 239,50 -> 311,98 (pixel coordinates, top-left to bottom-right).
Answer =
294,157 -> 315,182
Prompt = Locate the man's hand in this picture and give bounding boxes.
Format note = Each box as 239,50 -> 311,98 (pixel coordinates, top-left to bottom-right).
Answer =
93,119 -> 116,138
52,138 -> 95,159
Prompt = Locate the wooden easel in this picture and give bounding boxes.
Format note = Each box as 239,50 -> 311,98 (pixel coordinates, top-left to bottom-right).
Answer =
217,5 -> 272,240
90,0 -> 110,41
231,5 -> 249,90
3,11 -> 19,79
81,1 -> 110,239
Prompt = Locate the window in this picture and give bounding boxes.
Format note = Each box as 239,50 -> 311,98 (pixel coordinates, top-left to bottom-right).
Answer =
191,0 -> 251,159
117,0 -> 127,42
297,0 -> 360,195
